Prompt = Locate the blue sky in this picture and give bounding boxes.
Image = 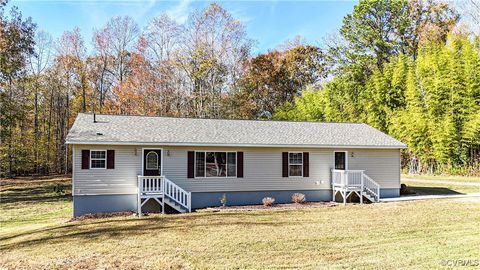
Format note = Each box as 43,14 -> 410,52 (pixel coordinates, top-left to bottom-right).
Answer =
14,0 -> 356,54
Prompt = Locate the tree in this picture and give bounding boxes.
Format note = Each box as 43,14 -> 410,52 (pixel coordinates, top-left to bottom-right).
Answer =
28,30 -> 52,173
57,28 -> 88,112
178,3 -> 252,117
282,33 -> 480,175
0,0 -> 36,176
92,16 -> 139,113
328,0 -> 458,74
231,45 -> 326,119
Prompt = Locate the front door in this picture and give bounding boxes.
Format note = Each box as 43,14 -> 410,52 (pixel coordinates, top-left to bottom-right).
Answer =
334,152 -> 347,170
143,149 -> 162,176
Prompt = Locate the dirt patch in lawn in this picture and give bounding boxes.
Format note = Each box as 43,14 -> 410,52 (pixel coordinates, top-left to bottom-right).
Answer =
70,211 -> 136,222
199,201 -> 337,212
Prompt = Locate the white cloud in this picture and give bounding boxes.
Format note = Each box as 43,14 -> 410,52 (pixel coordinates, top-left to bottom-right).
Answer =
165,0 -> 192,24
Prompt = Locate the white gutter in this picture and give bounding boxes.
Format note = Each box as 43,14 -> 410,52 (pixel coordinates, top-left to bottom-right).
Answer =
65,140 -> 407,149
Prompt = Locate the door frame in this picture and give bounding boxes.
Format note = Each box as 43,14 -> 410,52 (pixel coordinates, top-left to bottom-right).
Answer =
333,151 -> 348,170
141,148 -> 164,176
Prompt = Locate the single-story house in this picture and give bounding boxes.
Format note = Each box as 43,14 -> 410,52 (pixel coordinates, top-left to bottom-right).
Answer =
66,113 -> 406,217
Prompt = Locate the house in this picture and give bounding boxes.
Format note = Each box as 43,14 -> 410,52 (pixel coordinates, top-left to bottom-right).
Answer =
66,113 -> 406,217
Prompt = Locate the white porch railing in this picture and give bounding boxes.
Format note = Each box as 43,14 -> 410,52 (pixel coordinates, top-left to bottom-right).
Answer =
331,169 -> 380,203
331,169 -> 364,188
137,175 -> 191,213
363,174 -> 380,202
138,175 -> 164,194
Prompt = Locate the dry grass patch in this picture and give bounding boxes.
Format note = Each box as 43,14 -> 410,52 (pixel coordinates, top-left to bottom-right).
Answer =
1,176 -> 480,269
402,174 -> 480,184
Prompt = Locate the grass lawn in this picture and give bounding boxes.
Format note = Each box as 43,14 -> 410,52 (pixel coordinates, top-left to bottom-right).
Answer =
1,176 -> 480,269
402,174 -> 480,184
401,174 -> 480,195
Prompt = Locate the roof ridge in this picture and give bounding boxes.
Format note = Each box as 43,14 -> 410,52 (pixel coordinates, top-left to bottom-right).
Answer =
78,112 -> 366,125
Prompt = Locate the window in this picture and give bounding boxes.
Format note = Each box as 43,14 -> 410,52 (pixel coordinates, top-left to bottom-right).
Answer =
146,151 -> 159,170
90,150 -> 106,169
334,152 -> 346,170
289,152 -> 303,177
195,151 -> 236,177
195,152 -> 205,177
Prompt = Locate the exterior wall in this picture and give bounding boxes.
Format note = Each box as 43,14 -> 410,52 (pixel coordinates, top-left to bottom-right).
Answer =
347,149 -> 401,189
72,145 -> 401,215
73,188 -> 399,216
72,145 -> 142,195
73,145 -> 401,196
191,190 -> 332,209
74,194 -> 137,217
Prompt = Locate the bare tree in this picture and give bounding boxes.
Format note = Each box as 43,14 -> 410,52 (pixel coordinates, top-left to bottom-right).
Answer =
178,3 -> 252,117
91,16 -> 139,113
457,0 -> 480,34
143,14 -> 184,116
57,28 -> 88,111
28,30 -> 52,173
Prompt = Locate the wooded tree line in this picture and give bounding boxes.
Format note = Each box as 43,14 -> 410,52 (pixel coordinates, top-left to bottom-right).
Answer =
274,0 -> 480,175
0,0 -> 478,176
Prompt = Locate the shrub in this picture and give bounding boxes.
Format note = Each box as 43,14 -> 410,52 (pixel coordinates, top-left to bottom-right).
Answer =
400,183 -> 414,195
219,193 -> 227,207
262,197 -> 275,207
51,183 -> 65,195
291,193 -> 306,203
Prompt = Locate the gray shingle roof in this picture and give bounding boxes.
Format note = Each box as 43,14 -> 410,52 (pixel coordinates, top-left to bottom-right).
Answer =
66,113 -> 406,148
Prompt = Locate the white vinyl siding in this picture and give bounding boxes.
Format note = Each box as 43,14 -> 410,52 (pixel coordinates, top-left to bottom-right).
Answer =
72,145 -> 401,195
73,145 -> 141,195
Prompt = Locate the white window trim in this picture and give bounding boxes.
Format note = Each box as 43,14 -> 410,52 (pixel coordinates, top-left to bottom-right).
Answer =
288,152 -> 303,178
145,151 -> 159,170
194,151 -> 238,179
333,151 -> 348,170
90,149 -> 107,169
141,148 -> 163,176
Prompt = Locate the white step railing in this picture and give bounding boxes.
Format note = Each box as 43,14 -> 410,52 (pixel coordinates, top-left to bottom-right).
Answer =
363,174 -> 380,202
331,169 -> 380,203
137,175 -> 191,212
164,177 -> 191,211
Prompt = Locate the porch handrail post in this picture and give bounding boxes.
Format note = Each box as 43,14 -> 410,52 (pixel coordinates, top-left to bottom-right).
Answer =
161,175 -> 165,193
137,176 -> 142,216
361,171 -> 364,191
344,171 -> 348,187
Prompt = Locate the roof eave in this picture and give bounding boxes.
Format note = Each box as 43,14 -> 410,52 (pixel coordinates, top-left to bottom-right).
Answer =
65,140 -> 407,149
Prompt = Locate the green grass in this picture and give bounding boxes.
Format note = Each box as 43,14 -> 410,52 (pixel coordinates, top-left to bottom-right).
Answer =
1,176 -> 480,269
401,180 -> 480,195
402,174 -> 480,183
401,174 -> 480,195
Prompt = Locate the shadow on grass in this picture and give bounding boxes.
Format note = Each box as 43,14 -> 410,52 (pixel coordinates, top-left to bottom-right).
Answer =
405,186 -> 464,196
0,183 -> 72,204
0,210 -> 290,250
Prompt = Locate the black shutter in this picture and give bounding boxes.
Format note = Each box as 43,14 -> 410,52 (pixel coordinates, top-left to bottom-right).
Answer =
81,150 -> 89,169
187,151 -> 195,178
237,152 -> 244,178
303,152 -> 309,177
282,152 -> 288,177
107,150 -> 115,169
